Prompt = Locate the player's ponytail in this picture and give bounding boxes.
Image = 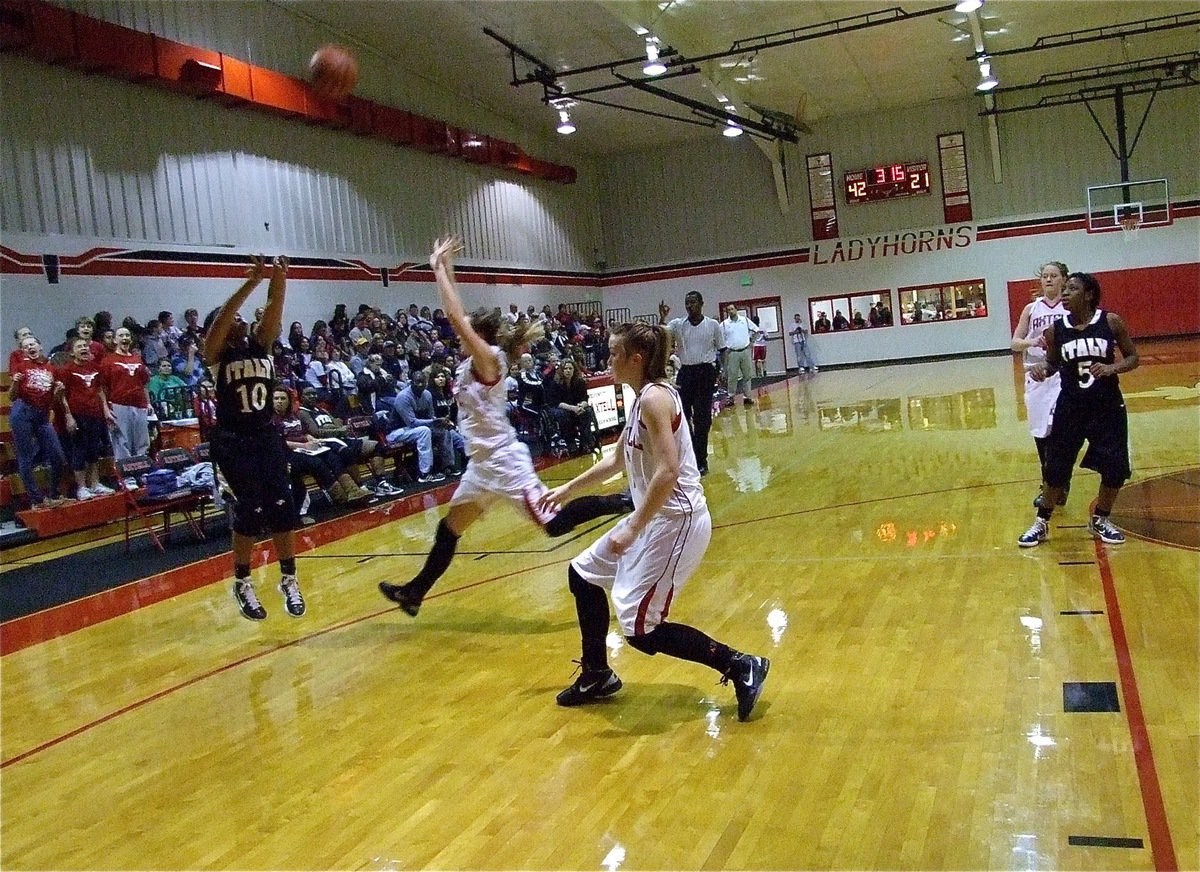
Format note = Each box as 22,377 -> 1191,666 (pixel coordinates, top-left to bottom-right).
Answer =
470,307 -> 544,357
612,321 -> 669,382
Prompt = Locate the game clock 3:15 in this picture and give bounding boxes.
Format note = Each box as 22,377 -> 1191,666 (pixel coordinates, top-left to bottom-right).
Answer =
844,161 -> 930,204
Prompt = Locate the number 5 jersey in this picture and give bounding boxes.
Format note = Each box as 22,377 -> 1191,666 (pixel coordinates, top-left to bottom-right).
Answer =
1053,310 -> 1121,405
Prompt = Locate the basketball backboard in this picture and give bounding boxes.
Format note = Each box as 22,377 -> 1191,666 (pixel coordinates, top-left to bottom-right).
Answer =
1086,178 -> 1171,234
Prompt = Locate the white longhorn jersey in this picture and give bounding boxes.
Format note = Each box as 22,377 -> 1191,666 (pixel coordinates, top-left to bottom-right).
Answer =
1023,297 -> 1067,369
624,381 -> 706,516
454,347 -> 516,459
1022,296 -> 1066,438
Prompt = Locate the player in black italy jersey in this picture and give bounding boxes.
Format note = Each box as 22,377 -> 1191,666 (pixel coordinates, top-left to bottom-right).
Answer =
1018,272 -> 1139,548
204,256 -> 305,620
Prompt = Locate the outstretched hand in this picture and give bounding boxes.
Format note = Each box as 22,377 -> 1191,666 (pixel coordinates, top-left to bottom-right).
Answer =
272,255 -> 288,275
246,255 -> 267,283
658,299 -> 670,319
538,486 -> 568,515
429,236 -> 464,270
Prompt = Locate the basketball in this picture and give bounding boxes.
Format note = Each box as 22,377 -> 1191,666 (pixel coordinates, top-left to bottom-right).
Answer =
309,45 -> 358,100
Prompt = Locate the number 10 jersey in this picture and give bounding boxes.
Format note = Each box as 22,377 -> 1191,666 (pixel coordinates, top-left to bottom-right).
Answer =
215,337 -> 277,433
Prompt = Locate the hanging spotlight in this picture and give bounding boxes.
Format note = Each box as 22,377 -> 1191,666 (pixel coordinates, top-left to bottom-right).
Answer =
976,57 -> 998,91
556,109 -> 576,134
643,38 -> 667,76
955,0 -> 982,12
722,120 -> 743,137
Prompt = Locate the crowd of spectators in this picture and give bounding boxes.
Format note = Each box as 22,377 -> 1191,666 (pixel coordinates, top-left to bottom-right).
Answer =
5,298 -> 611,511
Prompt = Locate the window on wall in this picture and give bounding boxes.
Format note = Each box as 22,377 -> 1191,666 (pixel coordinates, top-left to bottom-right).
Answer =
808,290 -> 893,334
898,279 -> 987,325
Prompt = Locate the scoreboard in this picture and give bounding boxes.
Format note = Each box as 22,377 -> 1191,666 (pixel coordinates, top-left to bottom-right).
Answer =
845,161 -> 930,204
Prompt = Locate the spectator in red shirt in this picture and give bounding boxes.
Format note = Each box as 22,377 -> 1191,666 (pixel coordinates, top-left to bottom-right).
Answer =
9,335 -> 69,507
74,317 -> 106,363
100,327 -> 151,459
7,326 -> 34,374
56,337 -> 115,500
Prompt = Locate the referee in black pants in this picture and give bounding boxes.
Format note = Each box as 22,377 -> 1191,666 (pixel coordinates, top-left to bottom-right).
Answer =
659,292 -> 723,476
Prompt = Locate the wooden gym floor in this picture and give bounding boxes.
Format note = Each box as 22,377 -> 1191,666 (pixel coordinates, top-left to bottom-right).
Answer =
1,340 -> 1196,870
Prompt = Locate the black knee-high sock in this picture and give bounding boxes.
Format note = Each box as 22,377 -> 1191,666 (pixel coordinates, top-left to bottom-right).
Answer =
1034,436 -> 1048,471
545,493 -> 631,537
407,519 -> 460,597
649,623 -> 735,674
568,565 -> 610,671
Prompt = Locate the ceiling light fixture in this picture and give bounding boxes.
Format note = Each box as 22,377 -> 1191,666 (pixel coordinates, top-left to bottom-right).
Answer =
955,0 -> 982,12
643,38 -> 667,76
556,109 -> 576,134
722,119 -> 743,137
976,56 -> 998,91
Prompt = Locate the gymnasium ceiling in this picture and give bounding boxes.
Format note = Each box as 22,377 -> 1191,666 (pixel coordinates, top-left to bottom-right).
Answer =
281,1 -> 1200,155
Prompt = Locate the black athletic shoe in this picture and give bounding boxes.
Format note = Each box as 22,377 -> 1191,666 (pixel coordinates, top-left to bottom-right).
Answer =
233,579 -> 267,621
379,581 -> 422,616
279,575 -> 306,617
722,653 -> 770,722
556,666 -> 623,707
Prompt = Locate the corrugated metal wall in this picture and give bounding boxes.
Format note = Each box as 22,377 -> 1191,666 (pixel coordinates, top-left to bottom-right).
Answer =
598,90 -> 1199,269
0,2 -> 601,271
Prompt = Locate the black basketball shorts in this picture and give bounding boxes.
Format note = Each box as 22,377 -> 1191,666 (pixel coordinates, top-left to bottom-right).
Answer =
1044,397 -> 1131,488
211,428 -> 299,536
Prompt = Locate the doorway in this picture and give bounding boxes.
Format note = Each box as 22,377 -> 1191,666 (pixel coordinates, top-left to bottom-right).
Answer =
718,295 -> 786,376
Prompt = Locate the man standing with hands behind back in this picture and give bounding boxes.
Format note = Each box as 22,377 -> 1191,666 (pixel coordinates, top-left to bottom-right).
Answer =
658,291 -> 722,476
720,303 -> 761,407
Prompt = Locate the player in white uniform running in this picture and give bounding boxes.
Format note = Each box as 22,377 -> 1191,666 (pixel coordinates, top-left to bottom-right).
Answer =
540,321 -> 770,722
379,237 -> 629,616
1011,261 -> 1071,507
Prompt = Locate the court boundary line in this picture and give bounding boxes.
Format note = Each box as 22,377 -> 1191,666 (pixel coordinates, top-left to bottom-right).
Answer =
0,556 -> 573,769
3,460 -> 1193,655
3,465 -> 1195,785
1094,540 -> 1178,871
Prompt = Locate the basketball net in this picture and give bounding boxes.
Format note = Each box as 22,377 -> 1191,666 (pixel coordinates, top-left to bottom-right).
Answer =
1119,215 -> 1141,243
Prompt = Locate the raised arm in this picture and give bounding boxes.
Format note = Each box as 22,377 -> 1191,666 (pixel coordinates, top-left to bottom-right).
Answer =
253,256 -> 288,349
430,236 -> 499,384
204,255 -> 266,361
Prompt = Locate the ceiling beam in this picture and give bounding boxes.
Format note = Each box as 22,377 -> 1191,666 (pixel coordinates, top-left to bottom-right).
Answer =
967,11 -> 1200,61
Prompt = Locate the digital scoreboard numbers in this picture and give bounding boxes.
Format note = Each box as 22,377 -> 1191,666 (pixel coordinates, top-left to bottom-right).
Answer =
844,161 -> 931,204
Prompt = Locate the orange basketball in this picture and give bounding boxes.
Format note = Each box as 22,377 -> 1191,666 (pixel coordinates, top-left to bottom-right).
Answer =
309,45 -> 358,100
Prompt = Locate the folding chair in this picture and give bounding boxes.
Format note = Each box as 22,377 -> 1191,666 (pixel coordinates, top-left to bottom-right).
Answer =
114,454 -> 208,552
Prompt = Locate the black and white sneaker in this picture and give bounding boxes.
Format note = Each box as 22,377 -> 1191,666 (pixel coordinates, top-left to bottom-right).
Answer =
1088,515 -> 1125,544
233,579 -> 267,621
279,575 -> 306,617
372,480 -> 404,497
556,665 -> 623,707
417,472 -> 446,484
722,653 -> 770,722
379,581 -> 422,616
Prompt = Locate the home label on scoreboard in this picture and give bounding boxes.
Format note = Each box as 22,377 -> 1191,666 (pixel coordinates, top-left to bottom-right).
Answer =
845,161 -> 931,204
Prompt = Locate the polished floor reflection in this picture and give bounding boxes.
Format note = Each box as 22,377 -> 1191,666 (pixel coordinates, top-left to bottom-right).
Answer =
1,342 -> 1197,870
